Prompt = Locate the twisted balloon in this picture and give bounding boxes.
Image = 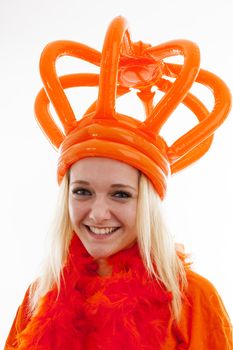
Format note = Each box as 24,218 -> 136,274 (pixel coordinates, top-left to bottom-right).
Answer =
35,16 -> 231,198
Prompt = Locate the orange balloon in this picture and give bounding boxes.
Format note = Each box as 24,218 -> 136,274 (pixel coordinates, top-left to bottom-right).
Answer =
35,16 -> 232,198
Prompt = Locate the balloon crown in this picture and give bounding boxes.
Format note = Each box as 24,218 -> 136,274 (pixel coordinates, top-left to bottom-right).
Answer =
35,16 -> 231,199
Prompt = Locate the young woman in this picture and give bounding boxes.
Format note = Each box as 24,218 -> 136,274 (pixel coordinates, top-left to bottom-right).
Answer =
5,16 -> 233,349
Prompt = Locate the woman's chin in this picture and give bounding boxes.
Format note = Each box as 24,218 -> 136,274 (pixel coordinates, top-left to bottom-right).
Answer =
87,247 -> 115,260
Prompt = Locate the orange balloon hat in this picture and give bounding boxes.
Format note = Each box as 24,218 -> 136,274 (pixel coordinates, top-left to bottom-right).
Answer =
35,16 -> 231,199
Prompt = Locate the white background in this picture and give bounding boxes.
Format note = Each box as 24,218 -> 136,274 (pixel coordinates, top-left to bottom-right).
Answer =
0,0 -> 233,347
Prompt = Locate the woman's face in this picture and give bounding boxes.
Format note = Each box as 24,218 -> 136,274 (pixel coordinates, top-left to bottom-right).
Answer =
69,157 -> 139,259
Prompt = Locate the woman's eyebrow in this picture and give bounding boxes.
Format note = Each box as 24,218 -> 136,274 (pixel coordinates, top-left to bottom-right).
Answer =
110,184 -> 137,191
70,180 -> 137,191
70,180 -> 90,185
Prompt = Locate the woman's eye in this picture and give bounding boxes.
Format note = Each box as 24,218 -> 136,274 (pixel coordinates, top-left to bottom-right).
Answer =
72,188 -> 91,196
113,191 -> 131,199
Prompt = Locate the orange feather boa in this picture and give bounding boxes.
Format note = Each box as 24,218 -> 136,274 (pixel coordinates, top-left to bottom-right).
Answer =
17,234 -> 172,349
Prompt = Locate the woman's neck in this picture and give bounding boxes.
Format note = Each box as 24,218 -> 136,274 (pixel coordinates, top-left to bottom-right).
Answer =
96,258 -> 113,277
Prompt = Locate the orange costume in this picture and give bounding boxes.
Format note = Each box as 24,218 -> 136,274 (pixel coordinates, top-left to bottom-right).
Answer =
4,16 -> 233,349
4,235 -> 233,349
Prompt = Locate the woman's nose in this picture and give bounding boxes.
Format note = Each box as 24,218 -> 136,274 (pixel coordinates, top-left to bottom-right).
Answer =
88,196 -> 111,222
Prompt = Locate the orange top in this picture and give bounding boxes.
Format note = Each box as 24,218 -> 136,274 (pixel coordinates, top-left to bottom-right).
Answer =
4,269 -> 233,349
34,16 -> 232,199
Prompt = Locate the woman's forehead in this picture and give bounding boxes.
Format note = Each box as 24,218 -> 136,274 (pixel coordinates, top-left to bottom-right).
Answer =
69,157 -> 139,185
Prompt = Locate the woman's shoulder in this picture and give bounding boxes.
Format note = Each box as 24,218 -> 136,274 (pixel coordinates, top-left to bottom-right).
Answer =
175,268 -> 233,349
185,268 -> 219,295
184,268 -> 231,320
4,286 -> 32,350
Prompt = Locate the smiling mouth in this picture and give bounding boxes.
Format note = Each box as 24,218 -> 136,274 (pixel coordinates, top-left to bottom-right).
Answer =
85,225 -> 120,235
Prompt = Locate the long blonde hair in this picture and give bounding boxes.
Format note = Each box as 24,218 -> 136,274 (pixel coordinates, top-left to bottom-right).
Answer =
136,174 -> 187,320
30,172 -> 187,321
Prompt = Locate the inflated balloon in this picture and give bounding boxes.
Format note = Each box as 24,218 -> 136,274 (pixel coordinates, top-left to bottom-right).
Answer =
35,16 -> 231,199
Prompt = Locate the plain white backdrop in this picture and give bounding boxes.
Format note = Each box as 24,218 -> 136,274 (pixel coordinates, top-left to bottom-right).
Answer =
0,0 -> 233,347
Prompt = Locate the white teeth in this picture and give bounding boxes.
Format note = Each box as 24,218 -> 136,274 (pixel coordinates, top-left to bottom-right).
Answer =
88,226 -> 118,234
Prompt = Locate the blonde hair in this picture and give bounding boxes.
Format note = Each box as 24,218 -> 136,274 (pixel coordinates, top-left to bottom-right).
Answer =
30,172 -> 187,321
136,174 -> 187,320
